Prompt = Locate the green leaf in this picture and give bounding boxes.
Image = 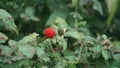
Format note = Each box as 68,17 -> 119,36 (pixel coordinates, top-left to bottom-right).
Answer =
78,21 -> 87,26
0,9 -> 18,34
20,7 -> 39,21
25,7 -> 34,17
18,46 -> 35,58
0,32 -> 8,43
59,38 -> 67,50
62,39 -> 67,50
42,55 -> 50,62
25,7 -> 39,21
54,62 -> 66,68
51,37 -> 57,44
72,0 -> 78,7
0,45 -> 13,56
65,30 -> 82,40
102,49 -> 111,60
106,0 -> 119,29
18,32 -> 39,45
36,47 -> 45,57
92,45 -> 102,58
92,45 -> 102,53
11,55 -> 24,61
30,16 -> 39,21
64,55 -> 76,62
55,17 -> 70,28
82,36 -> 96,45
46,11 -> 68,26
92,0 -> 103,15
13,59 -> 32,68
8,40 -> 17,47
63,50 -> 76,62
66,63 -> 76,68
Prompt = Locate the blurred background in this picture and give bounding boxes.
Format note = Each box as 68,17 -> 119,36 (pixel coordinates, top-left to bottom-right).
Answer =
0,0 -> 120,40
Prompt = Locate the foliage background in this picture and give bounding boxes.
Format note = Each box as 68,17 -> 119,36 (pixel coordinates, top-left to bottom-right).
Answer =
0,0 -> 120,68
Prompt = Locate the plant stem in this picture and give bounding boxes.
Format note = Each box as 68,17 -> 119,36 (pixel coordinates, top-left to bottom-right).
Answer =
105,60 -> 110,68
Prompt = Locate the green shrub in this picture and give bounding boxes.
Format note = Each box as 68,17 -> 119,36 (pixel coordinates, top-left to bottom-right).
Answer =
0,0 -> 120,68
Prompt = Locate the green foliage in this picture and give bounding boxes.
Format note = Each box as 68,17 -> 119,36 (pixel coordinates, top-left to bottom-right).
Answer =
0,32 -> 8,43
92,0 -> 103,15
0,0 -> 120,68
105,0 -> 119,31
0,9 -> 18,34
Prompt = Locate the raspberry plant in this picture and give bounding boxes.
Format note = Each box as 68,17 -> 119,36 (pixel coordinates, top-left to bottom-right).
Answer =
0,0 -> 120,68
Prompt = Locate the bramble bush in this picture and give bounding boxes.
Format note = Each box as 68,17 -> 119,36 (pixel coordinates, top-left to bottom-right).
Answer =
0,0 -> 120,68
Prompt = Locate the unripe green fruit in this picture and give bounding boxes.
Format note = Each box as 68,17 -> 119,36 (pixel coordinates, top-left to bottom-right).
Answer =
58,28 -> 64,36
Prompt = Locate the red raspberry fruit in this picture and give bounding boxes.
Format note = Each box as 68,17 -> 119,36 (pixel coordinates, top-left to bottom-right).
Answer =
43,28 -> 55,38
